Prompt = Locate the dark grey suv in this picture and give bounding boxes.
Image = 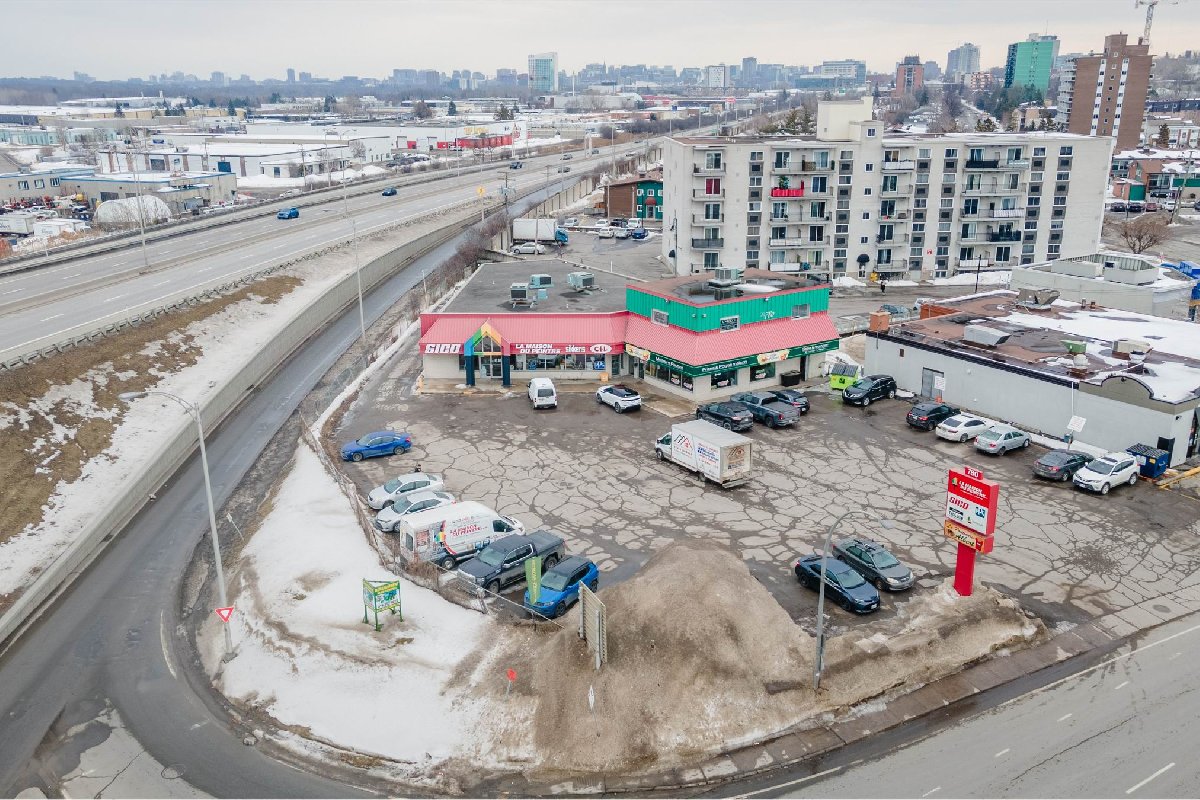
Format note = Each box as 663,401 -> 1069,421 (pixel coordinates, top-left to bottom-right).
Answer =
842,374 -> 897,407
696,402 -> 754,431
833,538 -> 914,592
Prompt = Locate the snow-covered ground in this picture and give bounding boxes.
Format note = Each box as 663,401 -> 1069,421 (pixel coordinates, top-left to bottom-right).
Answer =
237,164 -> 391,191
931,271 -> 1012,287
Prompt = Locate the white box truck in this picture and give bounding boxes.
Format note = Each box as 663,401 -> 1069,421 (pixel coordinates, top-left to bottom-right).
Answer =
396,500 -> 524,569
654,419 -> 753,488
512,217 -> 568,245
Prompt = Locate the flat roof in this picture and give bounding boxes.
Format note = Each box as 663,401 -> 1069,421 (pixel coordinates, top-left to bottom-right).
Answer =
885,291 -> 1200,404
673,131 -> 1099,146
70,171 -> 228,183
636,268 -> 827,306
444,258 -> 659,315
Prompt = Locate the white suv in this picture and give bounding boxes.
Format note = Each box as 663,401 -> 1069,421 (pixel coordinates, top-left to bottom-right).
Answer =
1073,452 -> 1139,495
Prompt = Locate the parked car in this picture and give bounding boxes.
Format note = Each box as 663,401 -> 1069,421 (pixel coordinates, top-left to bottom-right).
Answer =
374,490 -> 456,533
596,218 -> 610,227
1109,201 -> 1127,212
1033,450 -> 1095,482
457,531 -> 566,594
276,207 -> 300,220
794,555 -> 880,614
524,556 -> 599,618
906,402 -> 960,431
1144,201 -> 1160,212
973,424 -> 1030,455
1193,200 -> 1200,211
591,148 -> 600,154
696,401 -> 754,431
511,242 -> 546,255
509,161 -> 524,169
630,228 -> 648,240
935,414 -> 993,442
340,430 -> 412,461
597,227 -> 616,239
842,374 -> 897,407
596,384 -> 642,413
731,391 -> 800,428
833,538 -> 915,592
528,376 -> 557,409
769,388 -> 810,415
1072,452 -> 1139,494
562,216 -> 579,226
614,227 -> 631,239
366,471 -> 444,510
1127,202 -> 1145,212
557,166 -> 571,173
381,187 -> 398,197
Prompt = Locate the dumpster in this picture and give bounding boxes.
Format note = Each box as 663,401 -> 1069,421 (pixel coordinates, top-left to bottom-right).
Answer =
780,370 -> 804,387
829,363 -> 860,391
1126,443 -> 1170,479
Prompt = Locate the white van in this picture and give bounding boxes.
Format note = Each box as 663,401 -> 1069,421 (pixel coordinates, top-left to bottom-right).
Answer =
528,377 -> 558,409
397,501 -> 524,569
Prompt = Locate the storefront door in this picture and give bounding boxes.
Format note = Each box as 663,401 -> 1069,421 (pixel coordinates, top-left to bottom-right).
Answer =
481,356 -> 504,379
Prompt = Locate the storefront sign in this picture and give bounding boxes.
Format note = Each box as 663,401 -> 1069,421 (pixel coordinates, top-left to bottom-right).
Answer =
627,345 -> 651,361
942,519 -> 994,554
945,465 -> 1000,537
423,342 -> 463,354
511,342 -> 624,355
646,339 -> 840,377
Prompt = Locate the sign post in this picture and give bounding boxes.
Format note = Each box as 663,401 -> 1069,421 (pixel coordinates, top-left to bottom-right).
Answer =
362,579 -> 402,631
943,465 -> 1000,596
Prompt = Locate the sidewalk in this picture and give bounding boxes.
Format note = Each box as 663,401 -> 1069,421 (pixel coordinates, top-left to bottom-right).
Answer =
493,580 -> 1200,796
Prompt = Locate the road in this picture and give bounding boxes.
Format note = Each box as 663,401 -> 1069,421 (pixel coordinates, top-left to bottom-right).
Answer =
0,185 -> 570,798
0,144 -> 637,360
726,614 -> 1200,799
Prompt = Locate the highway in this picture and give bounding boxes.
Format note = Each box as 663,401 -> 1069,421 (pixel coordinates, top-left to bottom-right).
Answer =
723,614 -> 1200,799
0,144 -> 637,360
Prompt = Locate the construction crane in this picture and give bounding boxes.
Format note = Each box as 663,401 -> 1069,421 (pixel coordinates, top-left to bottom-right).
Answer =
1134,0 -> 1181,48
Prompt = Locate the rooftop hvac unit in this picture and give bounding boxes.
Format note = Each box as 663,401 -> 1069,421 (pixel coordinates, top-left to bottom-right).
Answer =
528,274 -> 552,289
709,266 -> 744,286
963,324 -> 1011,347
510,282 -> 529,301
567,271 -> 595,291
714,286 -> 739,301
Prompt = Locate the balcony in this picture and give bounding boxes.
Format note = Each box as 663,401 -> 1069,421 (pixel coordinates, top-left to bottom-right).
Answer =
692,213 -> 724,224
692,188 -> 723,198
693,164 -> 725,175
768,238 -> 806,248
963,184 -> 1024,196
959,258 -> 993,268
876,233 -> 910,245
770,214 -> 789,221
988,230 -> 1022,242
882,160 -> 916,171
881,185 -> 911,196
965,159 -> 1001,169
874,261 -> 910,274
990,208 -> 1024,219
770,187 -> 805,198
1006,159 -> 1031,168
691,238 -> 724,248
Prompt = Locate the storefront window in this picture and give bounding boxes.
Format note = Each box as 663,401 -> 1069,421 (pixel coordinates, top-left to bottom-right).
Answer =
646,361 -> 693,391
563,354 -> 585,370
527,354 -> 560,370
710,369 -> 738,390
587,355 -> 606,371
750,363 -> 776,382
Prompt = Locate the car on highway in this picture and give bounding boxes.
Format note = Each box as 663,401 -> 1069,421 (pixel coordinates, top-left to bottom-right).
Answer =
591,148 -> 601,154
769,388 -> 810,414
935,414 -> 993,442
1032,450 -> 1094,482
561,153 -> 574,160
833,538 -> 915,592
524,555 -> 599,618
509,161 -> 524,169
340,430 -> 412,462
511,242 -> 546,255
381,187 -> 398,196
596,384 -> 642,413
695,401 -> 754,431
841,374 -> 897,407
373,490 -> 456,533
906,401 -> 960,431
557,166 -> 571,173
794,554 -> 880,614
366,471 -> 445,510
630,228 -> 648,240
973,424 -> 1030,455
731,391 -> 800,428
1072,452 -> 1139,494
276,207 -> 300,220
597,227 -> 615,239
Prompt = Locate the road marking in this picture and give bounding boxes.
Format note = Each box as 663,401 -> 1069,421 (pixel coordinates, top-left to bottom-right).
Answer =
1114,680 -> 1129,690
1,288 -> 21,295
1168,651 -> 1181,660
1057,713 -> 1073,722
737,766 -> 844,798
40,313 -> 63,322
61,273 -> 80,279
922,787 -> 941,797
159,610 -> 178,681
153,280 -> 171,287
103,294 -> 124,303
994,748 -> 1010,757
1125,763 -> 1174,794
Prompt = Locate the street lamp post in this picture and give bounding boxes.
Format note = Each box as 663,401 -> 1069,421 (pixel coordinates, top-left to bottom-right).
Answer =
813,510 -> 894,691
331,129 -> 368,364
118,390 -> 233,660
126,131 -> 150,269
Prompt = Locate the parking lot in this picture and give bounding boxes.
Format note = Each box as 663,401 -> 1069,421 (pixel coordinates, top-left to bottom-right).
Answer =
332,345 -> 1200,636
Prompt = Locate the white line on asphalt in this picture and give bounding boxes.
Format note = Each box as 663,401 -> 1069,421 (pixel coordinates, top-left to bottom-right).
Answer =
61,273 -> 80,279
1001,622 -> 1200,706
1114,680 -> 1129,690
153,280 -> 171,287
1125,763 -> 1174,794
103,294 -> 124,303
1168,651 -> 1181,660
159,610 -> 178,681
1,288 -> 21,295
921,787 -> 941,797
40,313 -> 63,322
1057,713 -> 1073,722
736,766 -> 845,798
994,748 -> 1010,757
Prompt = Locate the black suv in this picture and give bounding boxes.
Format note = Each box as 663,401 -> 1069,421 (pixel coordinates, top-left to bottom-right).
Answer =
769,388 -> 810,415
842,374 -> 897,407
906,402 -> 960,430
696,401 -> 754,431
833,538 -> 915,592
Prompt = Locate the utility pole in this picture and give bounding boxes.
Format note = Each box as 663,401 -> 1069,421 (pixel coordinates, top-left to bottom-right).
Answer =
1167,149 -> 1196,227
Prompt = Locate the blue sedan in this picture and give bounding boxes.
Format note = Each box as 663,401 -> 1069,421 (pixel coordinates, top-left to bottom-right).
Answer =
794,554 -> 880,614
340,430 -> 412,462
382,187 -> 398,196
525,556 -> 599,618
276,207 -> 299,219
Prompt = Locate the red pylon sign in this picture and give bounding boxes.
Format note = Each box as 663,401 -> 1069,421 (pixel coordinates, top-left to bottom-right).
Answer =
215,607 -> 234,623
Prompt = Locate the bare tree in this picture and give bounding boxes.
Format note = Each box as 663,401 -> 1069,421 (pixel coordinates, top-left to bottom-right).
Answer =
1114,214 -> 1171,254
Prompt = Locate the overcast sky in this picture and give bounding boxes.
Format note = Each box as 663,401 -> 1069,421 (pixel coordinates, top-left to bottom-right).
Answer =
11,0 -> 1199,81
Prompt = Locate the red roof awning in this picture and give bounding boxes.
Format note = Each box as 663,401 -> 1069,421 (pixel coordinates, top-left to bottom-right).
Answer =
419,313 -> 628,356
625,314 -> 838,365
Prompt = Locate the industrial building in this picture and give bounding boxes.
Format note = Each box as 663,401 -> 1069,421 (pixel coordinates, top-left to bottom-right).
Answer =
1010,252 -> 1197,319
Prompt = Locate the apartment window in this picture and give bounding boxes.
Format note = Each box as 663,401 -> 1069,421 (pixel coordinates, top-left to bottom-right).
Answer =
912,223 -> 925,232
1059,146 -> 1073,155
834,248 -> 848,258
1027,196 -> 1040,206
748,201 -> 761,211
810,201 -> 826,218
944,148 -> 957,158
938,222 -> 952,232
877,248 -> 892,265
1056,172 -> 1070,181
1053,196 -> 1067,206
746,250 -> 759,261
865,163 -> 874,171
771,201 -> 788,219
864,187 -> 873,196
792,303 -> 810,319
1033,147 -> 1045,156
936,246 -> 949,256
703,226 -> 720,241
750,151 -> 763,162
1022,243 -> 1036,255
1007,147 -> 1023,161
840,150 -> 853,160
771,226 -> 786,239
861,236 -> 870,244
50,178 -> 59,187
651,309 -> 669,326
703,252 -> 720,268
878,224 -> 894,241
1058,159 -> 1072,169
705,151 -> 723,169
882,175 -> 898,193
17,180 -> 28,190
879,200 -> 896,217
811,176 -> 828,193
942,172 -> 956,184
940,197 -> 954,208
916,172 -> 929,184
1050,220 -> 1064,230
704,202 -> 722,220
749,176 -> 762,187
838,175 -> 852,185
914,198 -> 927,209
862,211 -> 870,220
705,178 -> 722,195
1031,171 -> 1043,182
809,225 -> 824,242
814,151 -> 830,168
1024,220 -> 1038,230
918,148 -> 931,158
774,151 -> 791,169
867,128 -> 877,137
910,247 -> 923,259
33,179 -> 44,189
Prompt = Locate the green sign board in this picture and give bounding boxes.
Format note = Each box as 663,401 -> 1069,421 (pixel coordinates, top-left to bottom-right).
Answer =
362,579 -> 402,631
648,339 -> 840,377
525,556 -> 543,606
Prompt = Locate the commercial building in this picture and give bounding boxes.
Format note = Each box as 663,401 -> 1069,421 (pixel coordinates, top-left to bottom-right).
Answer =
817,60 -> 867,85
1056,34 -> 1152,152
660,97 -> 1111,282
59,171 -> 239,214
1005,34 -> 1059,92
865,291 -> 1200,466
946,43 -> 981,83
604,173 -> 664,221
1010,251 -> 1197,319
705,65 -> 728,90
528,53 -> 559,94
0,164 -> 96,205
894,56 -> 924,97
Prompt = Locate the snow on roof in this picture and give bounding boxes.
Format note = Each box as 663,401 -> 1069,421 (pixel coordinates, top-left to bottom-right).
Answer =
1113,147 -> 1200,160
1004,305 -> 1200,363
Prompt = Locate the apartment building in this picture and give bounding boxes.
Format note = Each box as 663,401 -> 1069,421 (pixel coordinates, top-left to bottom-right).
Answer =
946,43 -> 981,84
1005,34 -> 1060,92
660,98 -> 1111,281
894,56 -> 924,97
1057,34 -> 1152,152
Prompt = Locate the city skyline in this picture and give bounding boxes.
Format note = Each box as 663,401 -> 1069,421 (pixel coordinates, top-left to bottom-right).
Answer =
8,0 -> 1198,83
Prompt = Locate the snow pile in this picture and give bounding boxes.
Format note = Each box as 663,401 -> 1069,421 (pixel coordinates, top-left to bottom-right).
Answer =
931,271 -> 1012,287
94,195 -> 171,226
213,444 -> 494,763
833,275 -> 865,288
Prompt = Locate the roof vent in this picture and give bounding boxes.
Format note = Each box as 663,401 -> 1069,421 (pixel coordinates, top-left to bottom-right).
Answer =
709,266 -> 744,287
1015,287 -> 1060,310
963,324 -> 1010,347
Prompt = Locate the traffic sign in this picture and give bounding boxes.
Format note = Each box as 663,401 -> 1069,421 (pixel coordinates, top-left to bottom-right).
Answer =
215,607 -> 234,623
